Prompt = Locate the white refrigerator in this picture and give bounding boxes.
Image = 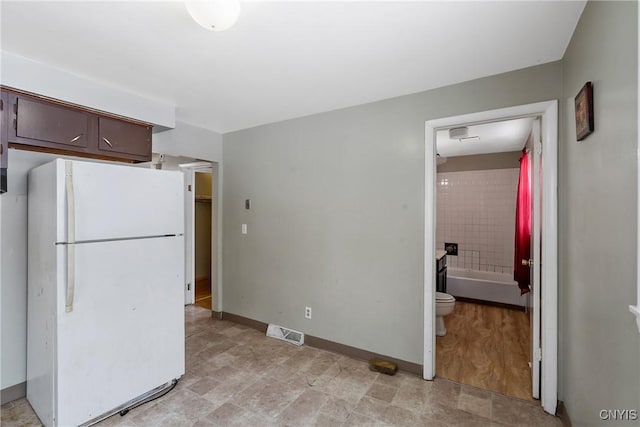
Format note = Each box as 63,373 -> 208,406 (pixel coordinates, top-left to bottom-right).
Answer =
27,159 -> 185,426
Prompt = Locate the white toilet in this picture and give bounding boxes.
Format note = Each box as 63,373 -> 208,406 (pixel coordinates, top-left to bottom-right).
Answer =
435,292 -> 456,337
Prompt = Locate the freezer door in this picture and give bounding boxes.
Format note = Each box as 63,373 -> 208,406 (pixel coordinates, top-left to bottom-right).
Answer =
52,159 -> 184,242
55,236 -> 184,426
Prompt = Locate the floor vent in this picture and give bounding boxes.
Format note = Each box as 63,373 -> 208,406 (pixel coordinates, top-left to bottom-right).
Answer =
266,324 -> 305,346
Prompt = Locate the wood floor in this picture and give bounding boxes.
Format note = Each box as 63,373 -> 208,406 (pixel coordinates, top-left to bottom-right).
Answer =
195,277 -> 212,310
436,300 -> 533,401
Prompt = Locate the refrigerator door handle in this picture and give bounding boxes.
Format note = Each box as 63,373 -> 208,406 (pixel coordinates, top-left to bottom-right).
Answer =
65,161 -> 76,313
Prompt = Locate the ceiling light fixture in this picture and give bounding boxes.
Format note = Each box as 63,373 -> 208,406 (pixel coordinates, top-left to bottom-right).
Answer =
185,0 -> 241,32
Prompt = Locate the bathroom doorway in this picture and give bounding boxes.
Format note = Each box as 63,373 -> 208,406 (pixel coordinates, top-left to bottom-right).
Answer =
434,126 -> 534,400
424,101 -> 558,415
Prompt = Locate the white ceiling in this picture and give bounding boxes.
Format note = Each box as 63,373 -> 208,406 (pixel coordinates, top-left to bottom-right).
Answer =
0,1 -> 585,134
436,117 -> 534,158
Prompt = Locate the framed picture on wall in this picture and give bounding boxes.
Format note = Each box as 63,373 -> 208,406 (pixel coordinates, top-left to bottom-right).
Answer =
575,81 -> 594,141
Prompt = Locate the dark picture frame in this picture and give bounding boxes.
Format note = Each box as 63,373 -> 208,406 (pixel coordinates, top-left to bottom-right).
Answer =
575,81 -> 594,141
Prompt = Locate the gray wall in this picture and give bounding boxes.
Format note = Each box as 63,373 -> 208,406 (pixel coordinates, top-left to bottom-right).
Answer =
153,121 -> 223,163
437,151 -> 521,173
1,180 -> 28,390
222,61 -> 562,364
560,1 -> 639,425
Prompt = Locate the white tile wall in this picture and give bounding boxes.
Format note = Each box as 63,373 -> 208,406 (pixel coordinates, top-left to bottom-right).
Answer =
436,168 -> 519,274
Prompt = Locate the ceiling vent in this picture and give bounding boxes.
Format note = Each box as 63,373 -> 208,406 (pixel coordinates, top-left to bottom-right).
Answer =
449,127 -> 468,139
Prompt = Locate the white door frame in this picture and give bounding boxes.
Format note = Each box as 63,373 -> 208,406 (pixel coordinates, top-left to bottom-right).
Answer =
179,161 -> 220,312
423,100 -> 558,415
632,4 -> 640,333
530,118 -> 542,400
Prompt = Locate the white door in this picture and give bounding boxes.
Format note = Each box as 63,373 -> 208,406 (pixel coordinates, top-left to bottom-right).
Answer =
530,119 -> 542,399
183,170 -> 195,305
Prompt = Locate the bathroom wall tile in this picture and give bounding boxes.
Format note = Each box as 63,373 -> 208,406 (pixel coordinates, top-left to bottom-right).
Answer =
437,168 -> 518,274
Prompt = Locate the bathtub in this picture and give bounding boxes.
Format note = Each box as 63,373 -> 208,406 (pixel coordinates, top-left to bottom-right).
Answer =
446,268 -> 526,307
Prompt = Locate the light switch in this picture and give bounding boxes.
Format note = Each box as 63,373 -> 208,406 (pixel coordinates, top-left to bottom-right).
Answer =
242,224 -> 248,234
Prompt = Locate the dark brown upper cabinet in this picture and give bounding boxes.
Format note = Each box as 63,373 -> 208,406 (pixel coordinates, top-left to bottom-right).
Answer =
98,116 -> 151,161
2,88 -> 152,163
1,91 -> 8,169
9,94 -> 94,153
1,90 -> 7,193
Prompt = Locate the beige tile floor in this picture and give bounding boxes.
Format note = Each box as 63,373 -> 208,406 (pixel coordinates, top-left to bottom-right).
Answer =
1,305 -> 561,426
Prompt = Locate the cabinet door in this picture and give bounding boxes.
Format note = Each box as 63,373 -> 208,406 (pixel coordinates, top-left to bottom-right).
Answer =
1,91 -> 7,193
98,116 -> 151,161
437,267 -> 447,293
10,95 -> 93,150
1,91 -> 7,168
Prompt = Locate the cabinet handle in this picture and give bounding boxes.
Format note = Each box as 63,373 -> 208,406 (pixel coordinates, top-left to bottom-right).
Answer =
103,137 -> 113,148
70,134 -> 83,143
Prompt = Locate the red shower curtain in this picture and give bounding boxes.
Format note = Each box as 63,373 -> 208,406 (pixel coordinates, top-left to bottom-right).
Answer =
514,150 -> 531,295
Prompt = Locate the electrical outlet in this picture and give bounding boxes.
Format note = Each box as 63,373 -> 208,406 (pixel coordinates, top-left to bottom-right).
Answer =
305,306 -> 312,319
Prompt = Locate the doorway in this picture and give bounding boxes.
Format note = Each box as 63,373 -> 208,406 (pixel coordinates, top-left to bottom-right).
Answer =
434,119 -> 536,401
194,171 -> 213,309
423,101 -> 558,415
180,161 -> 220,314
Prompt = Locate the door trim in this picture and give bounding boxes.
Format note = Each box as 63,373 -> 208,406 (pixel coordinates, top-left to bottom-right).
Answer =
633,3 -> 640,333
180,161 -> 221,312
531,118 -> 542,400
423,100 -> 558,415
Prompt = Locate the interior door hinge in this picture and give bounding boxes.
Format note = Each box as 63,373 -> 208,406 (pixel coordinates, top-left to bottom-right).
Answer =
534,347 -> 542,362
188,184 -> 192,192
187,283 -> 191,291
